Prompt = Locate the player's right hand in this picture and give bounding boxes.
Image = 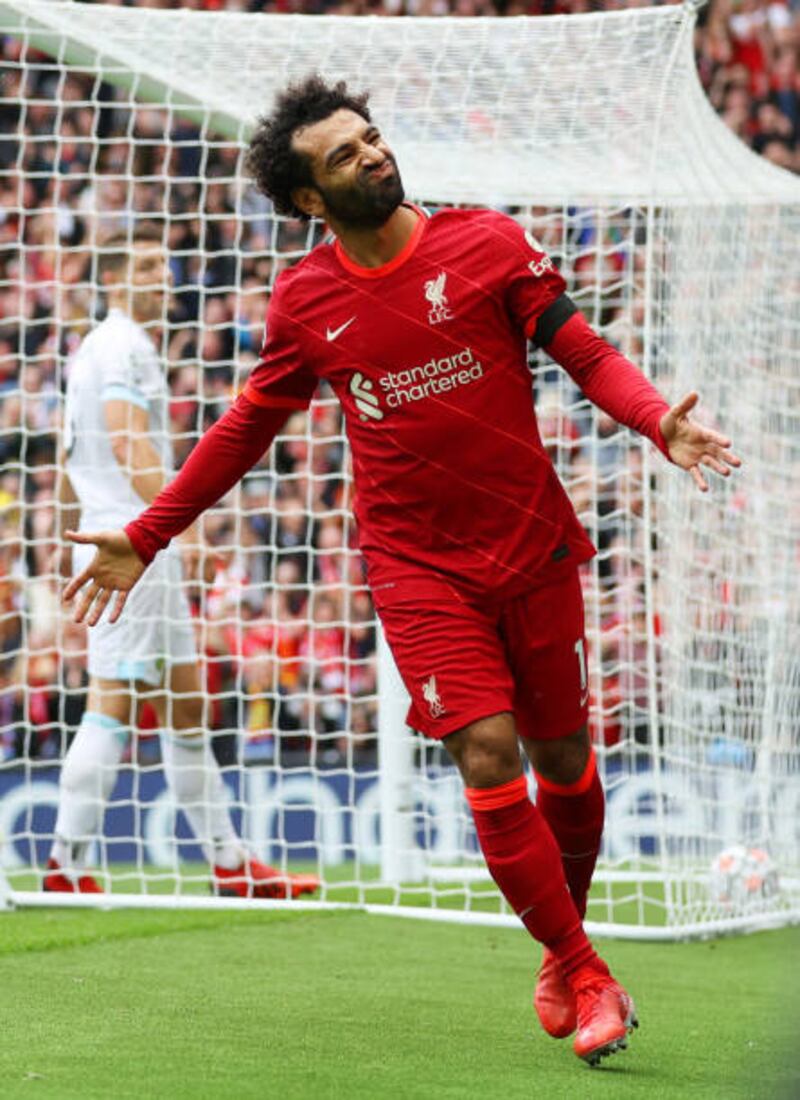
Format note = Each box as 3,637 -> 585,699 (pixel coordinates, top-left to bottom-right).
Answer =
62,529 -> 146,626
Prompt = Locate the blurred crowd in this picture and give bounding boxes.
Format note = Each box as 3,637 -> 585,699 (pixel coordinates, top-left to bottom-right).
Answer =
697,0 -> 800,172
0,0 -> 796,770
0,20 -> 381,767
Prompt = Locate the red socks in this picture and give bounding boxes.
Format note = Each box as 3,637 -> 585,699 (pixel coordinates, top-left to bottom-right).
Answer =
534,751 -> 605,919
465,775 -> 597,978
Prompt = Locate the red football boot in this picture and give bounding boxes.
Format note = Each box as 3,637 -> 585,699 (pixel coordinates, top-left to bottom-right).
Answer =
43,858 -> 103,894
213,857 -> 320,900
571,962 -> 638,1066
534,947 -> 577,1038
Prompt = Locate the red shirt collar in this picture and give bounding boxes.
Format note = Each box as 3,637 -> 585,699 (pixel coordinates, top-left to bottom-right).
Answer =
333,203 -> 427,279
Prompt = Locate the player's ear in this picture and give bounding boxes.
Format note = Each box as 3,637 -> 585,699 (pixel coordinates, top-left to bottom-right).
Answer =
291,186 -> 324,220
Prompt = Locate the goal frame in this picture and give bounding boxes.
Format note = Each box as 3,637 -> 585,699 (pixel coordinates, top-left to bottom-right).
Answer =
1,0 -> 798,940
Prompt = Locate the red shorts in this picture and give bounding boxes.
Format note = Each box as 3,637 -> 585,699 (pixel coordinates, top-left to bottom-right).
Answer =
377,570 -> 589,742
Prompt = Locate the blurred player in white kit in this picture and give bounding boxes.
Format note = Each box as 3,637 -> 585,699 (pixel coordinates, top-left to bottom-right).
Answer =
46,224 -> 318,900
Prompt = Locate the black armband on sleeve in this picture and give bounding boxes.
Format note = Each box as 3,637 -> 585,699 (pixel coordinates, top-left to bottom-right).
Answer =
532,294 -> 578,348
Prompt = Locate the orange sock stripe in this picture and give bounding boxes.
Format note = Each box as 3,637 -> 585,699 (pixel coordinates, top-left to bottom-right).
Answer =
464,775 -> 529,813
535,750 -> 597,797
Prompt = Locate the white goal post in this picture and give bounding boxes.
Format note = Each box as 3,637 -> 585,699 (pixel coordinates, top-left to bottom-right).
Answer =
0,0 -> 798,938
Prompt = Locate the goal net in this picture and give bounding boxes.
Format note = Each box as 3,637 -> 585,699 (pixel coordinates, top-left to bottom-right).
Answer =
1,0 -> 798,938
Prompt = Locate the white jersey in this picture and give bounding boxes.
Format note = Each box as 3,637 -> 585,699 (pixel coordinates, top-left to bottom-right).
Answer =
64,309 -> 173,531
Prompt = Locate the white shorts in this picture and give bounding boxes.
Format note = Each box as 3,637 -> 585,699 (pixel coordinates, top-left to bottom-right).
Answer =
75,544 -> 198,686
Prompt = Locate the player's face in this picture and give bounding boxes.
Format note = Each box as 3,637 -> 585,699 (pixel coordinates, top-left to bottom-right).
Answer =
126,243 -> 170,323
291,109 -> 405,229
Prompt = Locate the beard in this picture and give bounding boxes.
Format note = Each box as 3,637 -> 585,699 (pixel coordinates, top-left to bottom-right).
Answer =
317,154 -> 405,230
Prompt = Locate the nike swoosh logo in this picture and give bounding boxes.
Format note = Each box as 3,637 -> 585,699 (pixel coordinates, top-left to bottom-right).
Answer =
326,317 -> 356,342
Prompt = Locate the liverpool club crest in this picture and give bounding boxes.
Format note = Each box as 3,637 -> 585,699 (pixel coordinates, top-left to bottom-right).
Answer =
424,271 -> 454,325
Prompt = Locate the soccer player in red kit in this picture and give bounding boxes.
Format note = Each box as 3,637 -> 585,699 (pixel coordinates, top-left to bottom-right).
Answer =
64,76 -> 741,1066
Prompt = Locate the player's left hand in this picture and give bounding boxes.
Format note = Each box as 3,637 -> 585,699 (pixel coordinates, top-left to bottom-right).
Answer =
659,392 -> 742,493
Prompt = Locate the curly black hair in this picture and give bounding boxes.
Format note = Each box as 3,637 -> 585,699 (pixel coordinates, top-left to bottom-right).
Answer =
246,74 -> 371,221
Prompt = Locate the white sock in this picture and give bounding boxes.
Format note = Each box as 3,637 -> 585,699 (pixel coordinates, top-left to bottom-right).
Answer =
161,734 -> 244,870
51,712 -> 128,870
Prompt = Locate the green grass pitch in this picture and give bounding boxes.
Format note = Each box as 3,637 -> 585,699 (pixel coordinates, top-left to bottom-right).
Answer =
1,908 -> 798,1100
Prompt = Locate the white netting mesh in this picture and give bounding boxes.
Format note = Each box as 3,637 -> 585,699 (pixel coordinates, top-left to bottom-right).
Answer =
0,1 -> 798,935
4,0 -> 798,204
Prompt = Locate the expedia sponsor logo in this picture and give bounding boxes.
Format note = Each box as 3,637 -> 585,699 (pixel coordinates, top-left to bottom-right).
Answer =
524,229 -> 554,278
379,347 -> 483,408
528,255 -> 553,278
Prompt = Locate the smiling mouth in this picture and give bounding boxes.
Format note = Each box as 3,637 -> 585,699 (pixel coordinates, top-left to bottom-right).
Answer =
368,160 -> 395,182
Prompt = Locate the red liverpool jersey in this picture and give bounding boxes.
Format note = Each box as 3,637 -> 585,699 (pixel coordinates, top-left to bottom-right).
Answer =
244,205 -> 596,605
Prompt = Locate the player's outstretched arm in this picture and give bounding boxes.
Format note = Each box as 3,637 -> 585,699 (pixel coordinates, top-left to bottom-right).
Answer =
659,391 -> 741,493
63,396 -> 293,627
63,529 -> 146,626
122,395 -> 291,566
546,312 -> 741,491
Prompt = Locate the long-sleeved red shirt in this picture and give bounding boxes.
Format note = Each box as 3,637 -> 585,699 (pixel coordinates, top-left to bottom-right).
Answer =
127,322 -> 670,581
127,207 -> 671,601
